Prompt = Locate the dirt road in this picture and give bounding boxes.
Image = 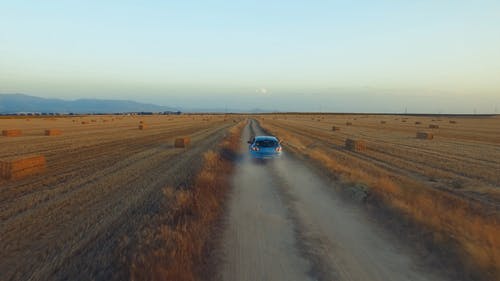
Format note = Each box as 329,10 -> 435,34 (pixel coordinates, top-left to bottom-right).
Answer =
216,120 -> 448,281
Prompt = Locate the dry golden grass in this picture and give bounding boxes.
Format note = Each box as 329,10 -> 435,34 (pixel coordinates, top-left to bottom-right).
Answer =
129,121 -> 244,281
259,114 -> 500,278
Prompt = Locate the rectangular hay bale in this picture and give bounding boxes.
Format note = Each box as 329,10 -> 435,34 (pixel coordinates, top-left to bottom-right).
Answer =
416,132 -> 433,140
2,130 -> 22,137
429,124 -> 439,129
346,122 -> 352,126
0,155 -> 46,180
45,129 -> 62,136
138,124 -> 146,130
174,137 -> 191,148
332,126 -> 340,131
345,139 -> 366,151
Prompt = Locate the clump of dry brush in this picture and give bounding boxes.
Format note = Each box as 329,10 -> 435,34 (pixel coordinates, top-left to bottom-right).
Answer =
129,122 -> 243,281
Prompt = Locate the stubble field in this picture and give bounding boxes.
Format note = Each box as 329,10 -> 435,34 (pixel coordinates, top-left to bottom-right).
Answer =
0,114 -> 238,280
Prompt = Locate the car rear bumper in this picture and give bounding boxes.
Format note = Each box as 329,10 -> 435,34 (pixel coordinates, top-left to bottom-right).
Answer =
249,151 -> 282,159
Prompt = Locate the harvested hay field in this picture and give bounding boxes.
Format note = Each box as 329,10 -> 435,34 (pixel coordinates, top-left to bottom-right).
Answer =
0,114 -> 240,280
259,113 -> 500,278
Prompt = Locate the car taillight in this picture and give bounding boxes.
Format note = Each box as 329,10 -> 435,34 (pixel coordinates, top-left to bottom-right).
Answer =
252,146 -> 260,151
276,146 -> 282,152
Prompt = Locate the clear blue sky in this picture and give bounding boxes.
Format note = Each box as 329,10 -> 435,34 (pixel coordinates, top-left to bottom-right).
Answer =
1,1 -> 499,113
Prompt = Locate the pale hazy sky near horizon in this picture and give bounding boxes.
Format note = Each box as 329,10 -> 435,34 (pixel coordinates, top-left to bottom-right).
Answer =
1,1 -> 499,113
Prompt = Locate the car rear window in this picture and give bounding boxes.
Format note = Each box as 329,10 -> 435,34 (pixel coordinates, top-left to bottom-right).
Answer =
255,140 -> 277,147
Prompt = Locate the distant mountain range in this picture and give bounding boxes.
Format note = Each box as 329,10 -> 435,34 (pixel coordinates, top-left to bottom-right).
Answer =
0,94 -> 179,114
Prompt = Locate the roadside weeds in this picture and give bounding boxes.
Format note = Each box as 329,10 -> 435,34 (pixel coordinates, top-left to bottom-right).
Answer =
128,121 -> 244,281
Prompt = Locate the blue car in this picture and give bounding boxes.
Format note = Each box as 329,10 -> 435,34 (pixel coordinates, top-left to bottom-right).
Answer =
248,135 -> 282,159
